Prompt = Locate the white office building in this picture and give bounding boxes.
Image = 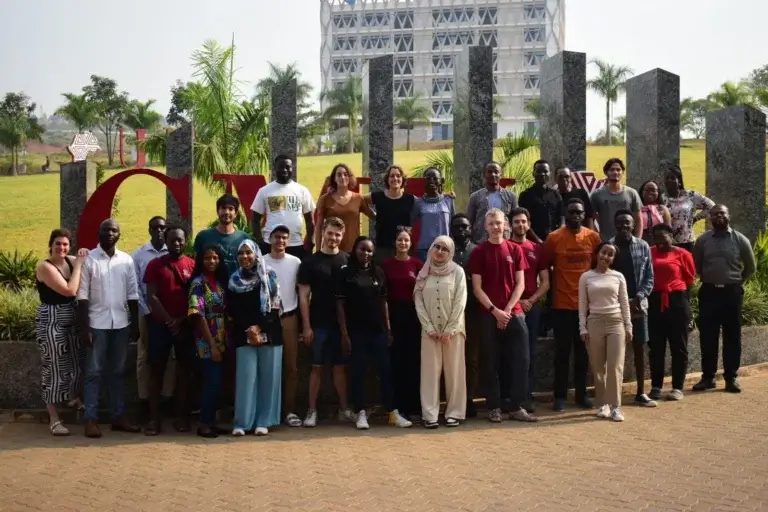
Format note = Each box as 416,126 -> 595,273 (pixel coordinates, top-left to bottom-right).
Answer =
320,0 -> 565,143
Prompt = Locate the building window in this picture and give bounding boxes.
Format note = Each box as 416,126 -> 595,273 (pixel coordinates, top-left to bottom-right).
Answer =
333,13 -> 357,29
492,52 -> 499,72
523,4 -> 547,21
362,12 -> 390,28
432,78 -> 454,96
394,11 -> 414,30
524,51 -> 547,67
332,58 -> 358,74
478,7 -> 497,25
524,75 -> 540,90
432,55 -> 454,73
432,8 -> 474,25
525,121 -> 540,136
493,77 -> 498,95
394,57 -> 413,75
523,27 -> 545,43
394,34 -> 413,52
332,80 -> 347,90
479,30 -> 498,48
432,101 -> 453,117
433,31 -> 474,50
333,36 -> 357,51
360,35 -> 390,50
394,79 -> 413,98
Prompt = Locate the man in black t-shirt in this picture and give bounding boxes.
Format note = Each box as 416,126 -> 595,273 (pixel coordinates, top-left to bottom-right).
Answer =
555,166 -> 595,230
297,217 -> 354,427
518,160 -> 562,242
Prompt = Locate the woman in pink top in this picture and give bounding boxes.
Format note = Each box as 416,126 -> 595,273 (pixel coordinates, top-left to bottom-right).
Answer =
638,181 -> 671,243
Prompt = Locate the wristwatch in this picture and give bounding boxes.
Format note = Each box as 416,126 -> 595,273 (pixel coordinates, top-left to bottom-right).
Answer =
488,304 -> 496,313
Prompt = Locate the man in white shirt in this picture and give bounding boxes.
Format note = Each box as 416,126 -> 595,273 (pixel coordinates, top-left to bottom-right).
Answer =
251,155 -> 316,260
131,216 -> 174,417
262,225 -> 302,427
78,219 -> 141,438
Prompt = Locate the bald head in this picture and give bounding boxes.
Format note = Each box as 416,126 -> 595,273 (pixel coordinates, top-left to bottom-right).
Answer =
709,204 -> 730,231
98,218 -> 121,250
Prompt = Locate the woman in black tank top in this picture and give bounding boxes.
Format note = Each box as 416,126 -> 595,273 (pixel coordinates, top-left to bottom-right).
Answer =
34,229 -> 89,436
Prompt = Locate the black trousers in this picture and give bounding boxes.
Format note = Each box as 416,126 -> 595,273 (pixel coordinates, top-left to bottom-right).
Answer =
481,314 -> 529,411
389,300 -> 422,416
648,291 -> 690,390
551,309 -> 589,400
698,283 -> 743,381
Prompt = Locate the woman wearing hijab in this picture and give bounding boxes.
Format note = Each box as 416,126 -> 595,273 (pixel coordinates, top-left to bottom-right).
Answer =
227,239 -> 283,436
413,236 -> 468,428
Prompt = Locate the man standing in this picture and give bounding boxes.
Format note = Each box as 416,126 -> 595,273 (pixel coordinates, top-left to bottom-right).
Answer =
467,161 -> 518,243
78,219 -> 141,438
610,210 -> 656,406
251,155 -> 316,259
518,160 -> 563,243
469,208 -> 537,423
555,166 -> 595,230
132,216 -> 174,422
693,204 -> 756,393
298,217 -> 355,427
193,194 -> 249,275
543,198 -> 601,411
509,208 -> 550,412
590,158 -> 643,240
262,225 -> 303,427
450,213 -> 479,417
142,226 -> 196,435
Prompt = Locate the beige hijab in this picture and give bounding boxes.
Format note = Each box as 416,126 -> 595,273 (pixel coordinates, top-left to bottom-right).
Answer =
414,236 -> 458,291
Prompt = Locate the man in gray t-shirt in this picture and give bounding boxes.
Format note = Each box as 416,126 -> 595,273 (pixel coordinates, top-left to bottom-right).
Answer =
590,158 -> 643,241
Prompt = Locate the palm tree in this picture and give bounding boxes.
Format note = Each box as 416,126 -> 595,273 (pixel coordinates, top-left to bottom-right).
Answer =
394,93 -> 431,150
612,115 -> 627,143
524,97 -> 541,119
54,93 -> 98,132
587,59 -> 633,145
708,81 -> 758,109
122,99 -> 163,131
320,76 -> 363,154
254,62 -> 313,106
0,93 -> 44,176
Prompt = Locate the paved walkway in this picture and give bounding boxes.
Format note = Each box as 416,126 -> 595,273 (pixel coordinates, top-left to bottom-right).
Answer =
2,375 -> 768,512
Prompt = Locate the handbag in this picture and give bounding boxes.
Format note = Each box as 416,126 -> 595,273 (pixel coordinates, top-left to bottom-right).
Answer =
254,309 -> 283,346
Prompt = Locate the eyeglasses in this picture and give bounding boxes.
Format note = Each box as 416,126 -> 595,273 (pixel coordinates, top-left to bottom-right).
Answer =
396,225 -> 413,233
433,245 -> 450,253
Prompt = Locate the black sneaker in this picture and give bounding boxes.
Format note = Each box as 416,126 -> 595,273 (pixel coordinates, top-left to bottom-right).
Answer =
575,395 -> 593,409
649,387 -> 662,401
523,400 -> 536,414
552,398 -> 566,412
692,379 -> 716,392
725,379 -> 742,393
488,408 -> 503,423
634,394 -> 658,407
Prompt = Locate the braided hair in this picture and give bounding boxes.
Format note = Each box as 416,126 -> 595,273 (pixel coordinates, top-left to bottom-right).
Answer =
347,235 -> 379,282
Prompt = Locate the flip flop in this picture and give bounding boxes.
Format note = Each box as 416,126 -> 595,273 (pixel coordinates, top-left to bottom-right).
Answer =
50,421 -> 70,436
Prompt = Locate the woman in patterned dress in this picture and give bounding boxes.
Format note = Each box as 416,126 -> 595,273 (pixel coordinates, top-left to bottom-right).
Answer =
35,229 -> 89,436
661,166 -> 715,252
188,244 -> 230,438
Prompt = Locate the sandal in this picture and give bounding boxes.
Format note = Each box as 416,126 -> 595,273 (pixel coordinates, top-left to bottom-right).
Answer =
285,413 -> 302,428
50,421 -> 70,436
144,420 -> 161,436
445,418 -> 460,427
424,420 -> 439,429
197,426 -> 218,438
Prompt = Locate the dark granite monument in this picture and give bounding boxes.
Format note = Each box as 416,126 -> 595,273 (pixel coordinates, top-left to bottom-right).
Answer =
270,78 -> 298,180
540,51 -> 587,171
626,68 -> 681,189
59,160 -> 97,250
705,105 -> 767,242
165,123 -> 194,236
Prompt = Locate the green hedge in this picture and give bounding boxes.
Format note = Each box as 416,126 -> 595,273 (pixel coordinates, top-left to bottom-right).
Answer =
0,286 -> 37,341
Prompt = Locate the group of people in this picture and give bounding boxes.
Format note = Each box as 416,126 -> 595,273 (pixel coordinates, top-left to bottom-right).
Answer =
33,154 -> 755,438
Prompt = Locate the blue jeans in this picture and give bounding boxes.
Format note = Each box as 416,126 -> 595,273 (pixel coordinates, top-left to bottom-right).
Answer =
200,358 -> 222,426
349,331 -> 395,412
524,304 -> 542,400
84,327 -> 130,421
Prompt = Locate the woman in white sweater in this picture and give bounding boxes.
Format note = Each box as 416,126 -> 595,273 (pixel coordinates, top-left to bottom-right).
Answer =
414,236 -> 468,428
578,242 -> 633,422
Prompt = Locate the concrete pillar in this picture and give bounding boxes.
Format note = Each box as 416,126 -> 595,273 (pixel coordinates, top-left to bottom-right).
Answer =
59,160 -> 97,250
165,123 -> 194,236
270,79 -> 298,180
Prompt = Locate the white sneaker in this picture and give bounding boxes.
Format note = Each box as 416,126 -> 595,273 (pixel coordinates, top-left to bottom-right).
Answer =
596,405 -> 611,418
356,410 -> 370,430
611,407 -> 625,422
255,427 -> 269,436
303,409 -> 317,428
338,408 -> 356,422
667,389 -> 684,401
388,410 -> 412,428
232,428 -> 246,437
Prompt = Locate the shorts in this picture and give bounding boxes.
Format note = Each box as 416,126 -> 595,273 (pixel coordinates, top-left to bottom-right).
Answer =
632,314 -> 649,346
147,316 -> 196,365
311,326 -> 347,366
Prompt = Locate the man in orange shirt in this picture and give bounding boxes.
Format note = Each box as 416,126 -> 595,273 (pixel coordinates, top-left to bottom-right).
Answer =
543,198 -> 602,412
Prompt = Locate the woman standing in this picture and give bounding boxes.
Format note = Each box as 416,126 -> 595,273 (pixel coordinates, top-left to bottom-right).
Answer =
228,240 -> 283,436
315,164 -> 375,253
578,242 -> 632,422
35,229 -> 88,436
336,236 -> 412,430
413,236 -> 467,428
661,166 -> 714,251
367,165 -> 416,263
648,224 -> 696,402
639,180 -> 671,243
380,227 -> 423,419
412,167 -> 455,261
188,244 -> 230,438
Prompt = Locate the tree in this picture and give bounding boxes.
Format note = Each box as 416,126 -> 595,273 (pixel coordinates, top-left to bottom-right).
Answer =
0,92 -> 44,176
587,59 -> 633,144
747,64 -> 768,92
320,76 -> 363,154
123,99 -> 162,131
394,93 -> 431,150
167,80 -> 192,126
82,75 -> 129,166
54,93 -> 98,132
707,81 -> 757,109
524,97 -> 541,119
680,97 -> 709,139
612,115 -> 627,143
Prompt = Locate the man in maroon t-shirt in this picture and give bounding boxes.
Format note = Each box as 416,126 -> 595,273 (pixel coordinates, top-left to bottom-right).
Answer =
469,208 -> 538,423
142,226 -> 196,435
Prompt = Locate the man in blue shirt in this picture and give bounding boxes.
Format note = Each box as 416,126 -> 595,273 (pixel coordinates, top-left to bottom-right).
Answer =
192,194 -> 249,275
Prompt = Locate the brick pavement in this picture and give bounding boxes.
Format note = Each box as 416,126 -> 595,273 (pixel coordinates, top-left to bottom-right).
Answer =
2,375 -> 768,512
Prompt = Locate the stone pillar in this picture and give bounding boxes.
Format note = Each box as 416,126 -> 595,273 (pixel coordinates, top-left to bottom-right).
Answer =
270,79 -> 298,180
540,51 -> 587,171
165,123 -> 194,236
626,69 -> 680,189
706,106 -> 767,242
59,161 -> 97,250
453,46 -> 494,212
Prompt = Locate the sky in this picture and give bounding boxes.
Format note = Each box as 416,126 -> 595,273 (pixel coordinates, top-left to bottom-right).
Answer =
1,0 -> 765,138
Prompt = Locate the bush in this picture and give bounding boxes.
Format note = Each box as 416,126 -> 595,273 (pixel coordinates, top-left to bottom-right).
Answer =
0,250 -> 39,291
0,286 -> 38,341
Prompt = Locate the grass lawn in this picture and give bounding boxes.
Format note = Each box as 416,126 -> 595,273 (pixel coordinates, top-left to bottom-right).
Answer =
0,141 -> 762,257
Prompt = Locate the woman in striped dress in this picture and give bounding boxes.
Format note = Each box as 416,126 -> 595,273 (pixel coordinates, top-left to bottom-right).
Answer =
35,229 -> 89,436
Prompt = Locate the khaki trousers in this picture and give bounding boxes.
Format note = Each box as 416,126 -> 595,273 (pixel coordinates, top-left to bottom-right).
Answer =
281,313 -> 300,416
137,315 -> 176,400
586,313 -> 626,407
420,333 -> 467,422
